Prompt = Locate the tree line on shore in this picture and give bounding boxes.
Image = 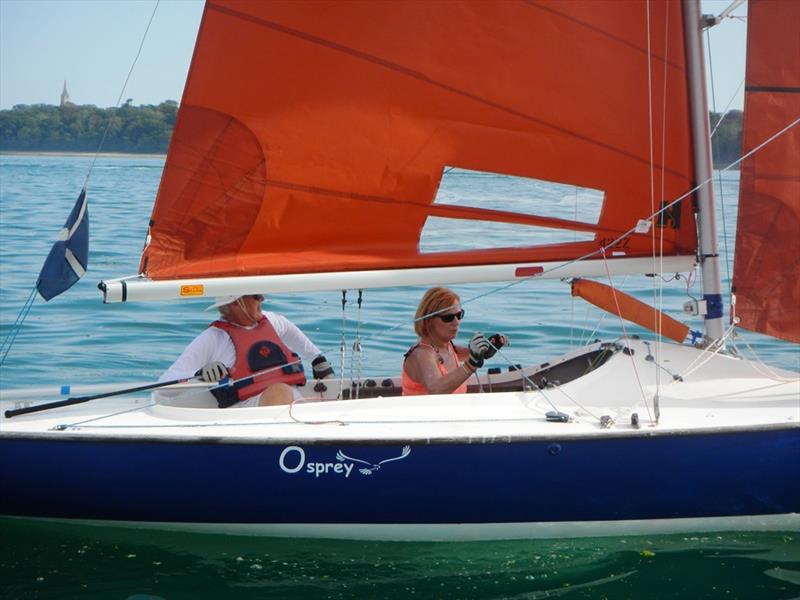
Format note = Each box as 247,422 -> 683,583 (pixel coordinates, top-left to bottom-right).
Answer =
0,102 -> 743,166
0,101 -> 177,154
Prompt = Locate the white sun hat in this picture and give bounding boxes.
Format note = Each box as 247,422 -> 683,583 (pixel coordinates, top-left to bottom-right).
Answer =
205,295 -> 240,311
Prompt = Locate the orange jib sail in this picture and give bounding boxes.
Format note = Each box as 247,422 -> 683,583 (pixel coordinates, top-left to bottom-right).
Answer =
141,0 -> 698,281
571,279 -> 689,343
732,0 -> 800,343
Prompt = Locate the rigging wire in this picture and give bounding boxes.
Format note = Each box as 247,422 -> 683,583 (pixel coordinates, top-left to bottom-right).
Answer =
338,290 -> 347,400
351,290 -> 364,400
599,248 -> 654,422
654,2 -> 672,401
569,185 -> 580,348
0,287 -> 37,368
0,1 -> 161,369
84,0 -> 161,188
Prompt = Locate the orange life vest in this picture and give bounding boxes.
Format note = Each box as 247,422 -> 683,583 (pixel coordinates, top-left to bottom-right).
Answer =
401,341 -> 468,396
211,316 -> 306,405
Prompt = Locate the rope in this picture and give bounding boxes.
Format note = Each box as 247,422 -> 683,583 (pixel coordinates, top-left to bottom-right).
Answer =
288,398 -> 346,426
673,321 -> 738,380
55,399 -> 156,430
599,248 -> 653,422
352,289 -> 364,400
0,287 -> 37,368
730,337 -> 800,383
338,290 -> 347,400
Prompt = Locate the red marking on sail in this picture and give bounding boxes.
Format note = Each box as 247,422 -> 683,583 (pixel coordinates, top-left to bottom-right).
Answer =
732,0 -> 800,343
571,279 -> 689,343
141,0 -> 698,280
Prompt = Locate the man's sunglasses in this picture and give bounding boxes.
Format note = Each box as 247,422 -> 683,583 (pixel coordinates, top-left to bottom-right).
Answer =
436,309 -> 465,323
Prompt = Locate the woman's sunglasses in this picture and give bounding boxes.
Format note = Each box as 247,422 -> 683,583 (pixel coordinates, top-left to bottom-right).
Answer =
436,309 -> 465,323
246,294 -> 265,301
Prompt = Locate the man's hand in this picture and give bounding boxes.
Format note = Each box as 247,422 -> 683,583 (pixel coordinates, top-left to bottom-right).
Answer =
199,361 -> 229,383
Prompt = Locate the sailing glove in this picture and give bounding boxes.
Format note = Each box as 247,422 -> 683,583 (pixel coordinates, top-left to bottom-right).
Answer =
312,354 -> 335,379
198,361 -> 229,383
485,333 -> 509,359
468,332 -> 491,369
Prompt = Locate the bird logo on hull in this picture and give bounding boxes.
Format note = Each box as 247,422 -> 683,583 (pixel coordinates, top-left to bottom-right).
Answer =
335,446 -> 411,475
279,445 -> 412,478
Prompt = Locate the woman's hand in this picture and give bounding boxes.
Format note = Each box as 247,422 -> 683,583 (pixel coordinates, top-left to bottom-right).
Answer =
468,332 -> 491,368
485,334 -> 508,358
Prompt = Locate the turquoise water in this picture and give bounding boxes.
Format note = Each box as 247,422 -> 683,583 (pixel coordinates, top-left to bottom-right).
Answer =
1,154 -> 798,598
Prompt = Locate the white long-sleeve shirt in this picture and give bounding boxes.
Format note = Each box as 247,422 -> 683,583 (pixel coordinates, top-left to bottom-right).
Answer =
159,311 -> 321,387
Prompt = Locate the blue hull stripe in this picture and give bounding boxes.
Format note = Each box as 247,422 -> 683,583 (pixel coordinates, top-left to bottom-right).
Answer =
1,429 -> 798,524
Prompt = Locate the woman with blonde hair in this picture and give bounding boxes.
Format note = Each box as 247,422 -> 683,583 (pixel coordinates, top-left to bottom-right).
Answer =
402,287 -> 506,396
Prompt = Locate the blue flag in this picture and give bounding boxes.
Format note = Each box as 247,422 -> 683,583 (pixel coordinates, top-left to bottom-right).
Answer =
36,189 -> 89,301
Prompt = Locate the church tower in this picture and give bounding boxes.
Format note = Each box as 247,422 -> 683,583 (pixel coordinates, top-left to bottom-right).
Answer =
60,81 -> 71,107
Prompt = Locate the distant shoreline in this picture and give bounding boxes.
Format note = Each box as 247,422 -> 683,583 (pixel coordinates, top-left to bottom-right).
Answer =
0,151 -> 166,159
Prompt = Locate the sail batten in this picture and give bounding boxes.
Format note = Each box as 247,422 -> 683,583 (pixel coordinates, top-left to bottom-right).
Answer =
141,0 -> 699,283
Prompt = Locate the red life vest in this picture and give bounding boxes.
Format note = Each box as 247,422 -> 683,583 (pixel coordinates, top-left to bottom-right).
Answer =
211,316 -> 306,404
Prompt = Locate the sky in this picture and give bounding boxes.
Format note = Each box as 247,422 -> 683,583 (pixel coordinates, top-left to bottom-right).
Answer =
0,0 -> 748,111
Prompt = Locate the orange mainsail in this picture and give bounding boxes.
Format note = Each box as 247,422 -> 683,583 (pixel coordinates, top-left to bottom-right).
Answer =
571,279 -> 689,343
732,0 -> 800,343
141,0 -> 698,281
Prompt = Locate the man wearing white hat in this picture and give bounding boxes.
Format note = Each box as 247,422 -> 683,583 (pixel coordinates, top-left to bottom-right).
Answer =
159,294 -> 333,407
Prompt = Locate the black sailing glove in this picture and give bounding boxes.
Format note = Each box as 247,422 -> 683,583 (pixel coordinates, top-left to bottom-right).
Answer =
312,354 -> 335,379
485,334 -> 509,359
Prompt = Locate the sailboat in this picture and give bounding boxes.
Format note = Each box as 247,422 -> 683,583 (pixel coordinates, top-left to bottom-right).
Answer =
1,0 -> 797,541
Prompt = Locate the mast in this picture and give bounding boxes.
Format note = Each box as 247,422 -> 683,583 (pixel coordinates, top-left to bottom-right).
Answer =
683,0 -> 725,341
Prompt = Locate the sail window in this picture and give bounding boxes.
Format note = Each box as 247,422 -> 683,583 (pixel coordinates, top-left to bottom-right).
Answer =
420,167 -> 603,253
